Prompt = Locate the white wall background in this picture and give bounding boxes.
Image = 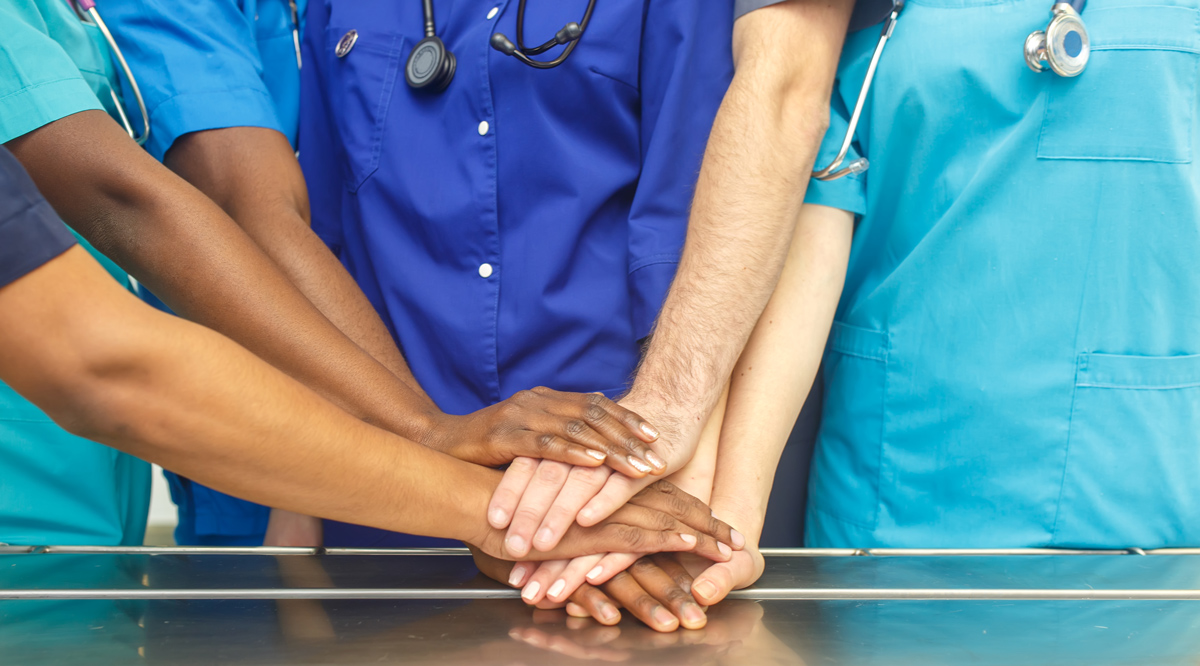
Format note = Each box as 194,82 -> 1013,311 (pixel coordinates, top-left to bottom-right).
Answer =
148,464 -> 178,532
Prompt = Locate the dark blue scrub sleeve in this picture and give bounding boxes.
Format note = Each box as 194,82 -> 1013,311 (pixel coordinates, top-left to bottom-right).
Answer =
735,0 -> 894,32
0,147 -> 76,289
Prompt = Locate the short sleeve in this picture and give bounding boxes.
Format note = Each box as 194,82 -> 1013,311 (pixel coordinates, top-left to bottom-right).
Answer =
804,90 -> 867,216
101,0 -> 286,161
736,0 -> 895,32
0,147 -> 77,289
0,4 -> 104,144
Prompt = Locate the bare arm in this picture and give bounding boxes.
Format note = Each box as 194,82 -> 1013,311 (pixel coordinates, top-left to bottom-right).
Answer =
162,127 -> 428,396
693,203 -> 853,603
5,111 -> 440,439
493,0 -> 857,544
625,0 -> 854,462
0,246 -> 734,559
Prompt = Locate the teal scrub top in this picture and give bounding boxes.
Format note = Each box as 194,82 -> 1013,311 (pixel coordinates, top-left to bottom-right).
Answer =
806,0 -> 1200,549
0,0 -> 149,546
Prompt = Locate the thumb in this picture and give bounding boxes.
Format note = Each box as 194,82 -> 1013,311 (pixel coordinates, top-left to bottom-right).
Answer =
690,560 -> 742,606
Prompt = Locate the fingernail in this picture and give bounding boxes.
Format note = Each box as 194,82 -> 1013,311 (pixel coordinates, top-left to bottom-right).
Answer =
644,450 -> 667,470
600,603 -> 620,623
679,533 -> 697,547
489,508 -> 508,527
548,579 -> 566,599
718,541 -> 732,558
627,456 -> 653,473
521,580 -> 541,602
586,565 -> 605,582
508,565 -> 526,587
585,449 -> 607,461
534,528 -> 554,547
682,602 -> 706,626
731,529 -> 746,549
507,535 -> 527,555
640,423 -> 659,440
651,605 -> 676,628
693,579 -> 717,603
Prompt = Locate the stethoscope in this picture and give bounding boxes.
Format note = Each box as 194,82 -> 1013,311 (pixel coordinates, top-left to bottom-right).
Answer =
67,0 -> 305,147
405,0 -> 596,91
69,0 -> 151,146
813,0 -> 1089,181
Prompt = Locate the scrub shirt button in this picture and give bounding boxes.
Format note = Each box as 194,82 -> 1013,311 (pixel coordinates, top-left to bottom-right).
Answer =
479,263 -> 495,278
478,120 -> 490,136
487,6 -> 499,19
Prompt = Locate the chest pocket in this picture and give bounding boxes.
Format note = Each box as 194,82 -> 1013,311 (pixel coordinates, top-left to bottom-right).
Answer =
1037,2 -> 1200,162
323,27 -> 406,192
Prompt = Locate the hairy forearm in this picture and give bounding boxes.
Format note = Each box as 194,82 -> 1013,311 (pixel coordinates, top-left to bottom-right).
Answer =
0,247 -> 494,543
627,0 -> 852,447
5,112 -> 439,439
708,204 -> 853,543
163,128 -> 431,402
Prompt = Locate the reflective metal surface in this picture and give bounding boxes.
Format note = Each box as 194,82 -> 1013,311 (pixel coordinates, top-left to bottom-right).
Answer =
3,548 -> 1200,664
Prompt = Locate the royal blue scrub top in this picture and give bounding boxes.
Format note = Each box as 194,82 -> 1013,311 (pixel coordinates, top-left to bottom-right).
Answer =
805,0 -> 1200,548
100,0 -> 306,546
299,0 -> 733,546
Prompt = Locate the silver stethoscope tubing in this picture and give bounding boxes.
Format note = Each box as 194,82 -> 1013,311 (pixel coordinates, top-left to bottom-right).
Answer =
70,0 -> 150,146
811,0 -> 904,182
68,0 -> 304,146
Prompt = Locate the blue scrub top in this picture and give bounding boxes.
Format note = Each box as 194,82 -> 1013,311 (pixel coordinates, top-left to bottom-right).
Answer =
299,2 -> 733,545
805,0 -> 1200,549
101,0 -> 305,545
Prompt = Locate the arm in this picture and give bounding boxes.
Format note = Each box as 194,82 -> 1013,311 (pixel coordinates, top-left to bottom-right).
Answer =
0,245 -> 735,559
488,0 -> 857,549
692,203 -> 854,604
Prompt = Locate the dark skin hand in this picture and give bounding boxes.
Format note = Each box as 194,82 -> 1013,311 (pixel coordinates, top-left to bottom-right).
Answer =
5,113 -> 661,476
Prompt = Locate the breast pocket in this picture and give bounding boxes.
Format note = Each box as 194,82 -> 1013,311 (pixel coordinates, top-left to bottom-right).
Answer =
323,27 -> 406,192
1037,3 -> 1199,162
1053,353 -> 1200,547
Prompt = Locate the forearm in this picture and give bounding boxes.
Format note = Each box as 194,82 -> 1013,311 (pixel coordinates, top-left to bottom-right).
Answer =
627,0 -> 853,451
0,247 -> 494,543
708,204 -> 854,543
5,112 -> 439,440
163,128 -> 431,401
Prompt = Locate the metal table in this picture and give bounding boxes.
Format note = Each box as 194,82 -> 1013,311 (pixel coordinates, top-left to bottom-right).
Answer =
4,547 -> 1200,664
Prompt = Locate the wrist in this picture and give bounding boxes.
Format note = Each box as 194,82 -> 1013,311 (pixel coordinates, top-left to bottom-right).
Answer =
709,497 -> 766,547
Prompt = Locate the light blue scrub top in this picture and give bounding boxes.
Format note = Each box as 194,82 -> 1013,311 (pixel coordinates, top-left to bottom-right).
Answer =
98,0 -> 305,545
806,0 -> 1200,549
0,0 -> 149,546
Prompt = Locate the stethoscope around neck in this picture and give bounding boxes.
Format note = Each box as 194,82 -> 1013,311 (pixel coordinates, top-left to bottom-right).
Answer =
812,0 -> 1090,182
405,0 -> 597,92
68,0 -> 151,146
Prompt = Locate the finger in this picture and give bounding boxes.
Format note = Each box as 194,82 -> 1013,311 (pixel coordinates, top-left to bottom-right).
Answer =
584,552 -> 639,587
522,559 -> 569,605
651,553 -> 698,597
628,557 -> 706,630
505,460 -> 573,558
543,554 -> 603,604
578,473 -> 648,527
690,561 -> 740,606
609,504 -> 731,562
566,584 -> 623,625
602,570 -> 680,633
488,457 -> 538,529
532,465 -> 611,552
629,482 -> 742,549
507,561 -> 534,588
569,393 -> 665,473
522,430 -> 609,468
590,522 -> 700,557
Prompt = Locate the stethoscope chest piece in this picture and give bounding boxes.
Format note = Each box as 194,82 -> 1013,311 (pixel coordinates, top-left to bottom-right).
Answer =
1025,2 -> 1089,77
406,36 -> 457,91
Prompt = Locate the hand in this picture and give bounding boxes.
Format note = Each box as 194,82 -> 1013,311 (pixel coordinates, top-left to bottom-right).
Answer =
422,387 -> 667,476
263,508 -> 324,547
689,542 -> 765,607
470,480 -> 739,562
486,396 -> 708,554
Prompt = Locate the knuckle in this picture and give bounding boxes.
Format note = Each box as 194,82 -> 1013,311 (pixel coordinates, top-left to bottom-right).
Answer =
535,433 -> 557,453
509,457 -> 537,472
614,524 -> 646,550
622,437 -> 644,453
530,386 -> 552,396
583,404 -> 607,424
584,392 -> 606,406
513,508 -> 545,527
630,558 -> 656,574
653,513 -> 678,531
664,587 -> 690,604
534,461 -> 568,484
565,419 -> 588,437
